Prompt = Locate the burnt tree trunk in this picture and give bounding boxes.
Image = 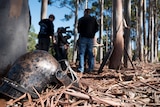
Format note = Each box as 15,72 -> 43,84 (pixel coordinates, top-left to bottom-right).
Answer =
0,0 -> 30,75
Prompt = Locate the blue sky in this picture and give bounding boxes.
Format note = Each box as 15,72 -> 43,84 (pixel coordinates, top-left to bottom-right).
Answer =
29,0 -> 83,34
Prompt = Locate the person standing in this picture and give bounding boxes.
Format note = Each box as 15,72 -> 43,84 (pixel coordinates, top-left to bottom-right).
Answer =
77,8 -> 99,73
38,14 -> 55,52
93,36 -> 103,65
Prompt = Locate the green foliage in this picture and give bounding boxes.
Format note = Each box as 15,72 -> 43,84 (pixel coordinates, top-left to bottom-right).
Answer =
158,51 -> 160,61
91,1 -> 112,31
64,14 -> 73,21
27,25 -> 37,52
38,0 -> 55,5
68,47 -> 73,61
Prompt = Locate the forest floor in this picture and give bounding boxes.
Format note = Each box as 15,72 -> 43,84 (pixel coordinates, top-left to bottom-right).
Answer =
0,61 -> 160,107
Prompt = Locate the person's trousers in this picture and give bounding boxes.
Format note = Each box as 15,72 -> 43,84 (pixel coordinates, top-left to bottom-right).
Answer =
78,37 -> 94,73
38,38 -> 50,52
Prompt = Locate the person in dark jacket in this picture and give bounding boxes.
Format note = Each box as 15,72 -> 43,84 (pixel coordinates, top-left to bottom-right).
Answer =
38,14 -> 55,52
77,8 -> 99,73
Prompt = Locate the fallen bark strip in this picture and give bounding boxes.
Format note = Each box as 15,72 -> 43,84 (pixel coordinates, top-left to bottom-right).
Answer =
53,84 -> 72,106
7,93 -> 26,106
32,87 -> 45,107
140,81 -> 160,92
64,89 -> 133,106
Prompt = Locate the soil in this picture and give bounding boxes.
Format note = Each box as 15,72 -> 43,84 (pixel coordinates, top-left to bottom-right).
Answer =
0,62 -> 160,107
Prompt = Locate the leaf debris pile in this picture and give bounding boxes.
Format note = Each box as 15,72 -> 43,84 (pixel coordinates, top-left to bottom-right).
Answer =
2,62 -> 160,107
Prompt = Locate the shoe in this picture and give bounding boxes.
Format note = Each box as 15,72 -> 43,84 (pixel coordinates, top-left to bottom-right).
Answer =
77,68 -> 83,73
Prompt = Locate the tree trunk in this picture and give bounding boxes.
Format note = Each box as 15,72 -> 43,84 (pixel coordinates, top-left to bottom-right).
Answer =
99,0 -> 104,63
123,0 -> 131,68
138,0 -> 144,61
0,0 -> 30,75
109,0 -> 124,69
148,0 -> 151,62
41,0 -> 48,19
151,4 -> 154,63
135,6 -> 139,61
85,0 -> 88,9
143,0 -> 147,62
154,0 -> 158,62
72,0 -> 79,63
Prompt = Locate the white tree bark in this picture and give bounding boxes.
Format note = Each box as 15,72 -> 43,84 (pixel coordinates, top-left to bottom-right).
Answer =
41,0 -> 48,19
72,0 -> 79,63
99,0 -> 104,63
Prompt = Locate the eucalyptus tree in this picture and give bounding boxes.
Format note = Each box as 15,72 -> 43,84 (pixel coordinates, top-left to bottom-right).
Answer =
149,0 -> 159,62
91,0 -> 105,63
0,0 -> 30,75
123,0 -> 131,67
154,0 -> 159,62
130,0 -> 146,62
130,0 -> 160,63
91,1 -> 112,63
73,0 -> 80,62
142,0 -> 147,62
138,0 -> 144,61
40,0 -> 48,19
38,0 -> 54,19
99,0 -> 104,63
147,0 -> 155,62
109,0 -> 124,69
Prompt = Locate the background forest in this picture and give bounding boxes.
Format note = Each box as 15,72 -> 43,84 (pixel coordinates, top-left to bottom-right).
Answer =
28,0 -> 160,68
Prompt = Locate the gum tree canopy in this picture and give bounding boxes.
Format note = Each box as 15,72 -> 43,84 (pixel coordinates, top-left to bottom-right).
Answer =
0,0 -> 30,75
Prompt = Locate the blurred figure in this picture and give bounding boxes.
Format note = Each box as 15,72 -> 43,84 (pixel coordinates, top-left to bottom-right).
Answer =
93,36 -> 103,65
56,27 -> 71,61
38,14 -> 55,52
